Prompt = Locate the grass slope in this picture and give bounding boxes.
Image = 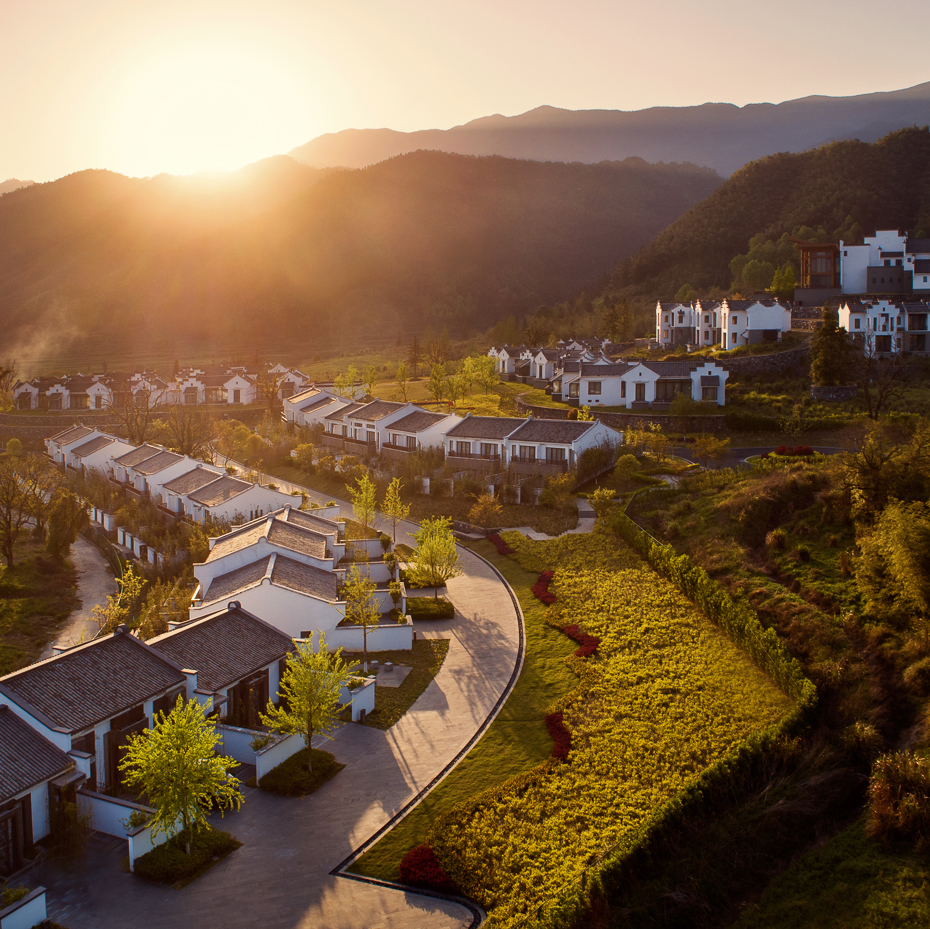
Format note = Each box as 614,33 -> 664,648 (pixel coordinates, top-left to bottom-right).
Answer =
349,544 -> 579,881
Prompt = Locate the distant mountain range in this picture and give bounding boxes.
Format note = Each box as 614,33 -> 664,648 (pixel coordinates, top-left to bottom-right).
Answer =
289,82 -> 930,177
0,179 -> 34,196
0,152 -> 720,362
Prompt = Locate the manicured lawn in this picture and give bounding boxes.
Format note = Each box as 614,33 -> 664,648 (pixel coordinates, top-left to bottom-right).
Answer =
0,540 -> 80,675
735,817 -> 930,929
349,543 -> 579,882
343,638 -> 450,730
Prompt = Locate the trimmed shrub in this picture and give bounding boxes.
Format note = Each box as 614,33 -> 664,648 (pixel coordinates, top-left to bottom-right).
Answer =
407,597 -> 455,620
545,712 -> 572,761
488,533 -> 515,556
399,844 -> 458,893
257,748 -> 345,797
561,623 -> 600,658
531,570 -> 557,605
133,827 -> 240,884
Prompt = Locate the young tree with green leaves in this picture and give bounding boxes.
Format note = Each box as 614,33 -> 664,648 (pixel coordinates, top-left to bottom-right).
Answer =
262,634 -> 360,772
348,473 -> 377,539
46,490 -> 89,560
341,564 -> 381,672
92,563 -> 146,634
119,696 -> 242,855
395,361 -> 410,401
427,364 -> 446,403
334,364 -> 360,399
0,456 -> 29,567
474,355 -> 498,394
294,443 -> 315,475
363,365 -> 379,399
411,516 -> 462,599
692,434 -> 731,470
382,477 -> 410,544
810,307 -> 853,387
407,337 -> 422,378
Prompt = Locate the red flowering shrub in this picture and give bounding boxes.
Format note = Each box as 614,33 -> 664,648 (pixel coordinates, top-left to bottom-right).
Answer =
399,844 -> 458,894
561,623 -> 600,657
488,533 -> 515,556
531,570 -> 557,604
545,712 -> 572,761
773,445 -> 814,457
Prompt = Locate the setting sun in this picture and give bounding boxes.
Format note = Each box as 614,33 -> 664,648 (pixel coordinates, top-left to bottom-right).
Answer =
110,43 -> 312,177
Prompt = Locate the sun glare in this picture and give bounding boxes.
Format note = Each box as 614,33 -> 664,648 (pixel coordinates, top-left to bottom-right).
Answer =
111,45 -> 310,177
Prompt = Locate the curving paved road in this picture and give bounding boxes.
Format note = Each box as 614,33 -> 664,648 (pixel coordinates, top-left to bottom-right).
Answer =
36,482 -> 523,929
673,445 -> 848,470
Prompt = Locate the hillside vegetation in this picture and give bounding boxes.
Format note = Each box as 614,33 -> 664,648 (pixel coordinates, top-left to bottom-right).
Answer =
0,152 -> 719,366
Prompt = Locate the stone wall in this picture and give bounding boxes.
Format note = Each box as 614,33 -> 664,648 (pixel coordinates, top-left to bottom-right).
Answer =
810,385 -> 858,402
513,399 -> 728,434
721,345 -> 811,377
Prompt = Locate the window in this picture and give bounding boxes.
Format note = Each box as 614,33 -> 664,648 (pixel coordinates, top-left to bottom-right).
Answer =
407,435 -> 417,449
366,430 -> 376,444
233,389 -> 240,403
635,382 -> 646,402
854,318 -> 860,329
662,330 -> 669,339
568,383 -> 579,399
655,379 -> 692,402
702,386 -> 717,402
455,441 -> 471,455
731,315 -> 737,325
546,447 -> 566,462
663,314 -> 668,323
587,381 -> 601,396
518,445 -> 536,461
704,315 -> 709,323
94,395 -> 103,409
704,332 -> 710,342
620,381 -> 626,398
480,443 -> 496,457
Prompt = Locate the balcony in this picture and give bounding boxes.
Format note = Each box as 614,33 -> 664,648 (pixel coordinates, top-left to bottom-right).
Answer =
446,451 -> 501,474
381,442 -> 417,463
321,433 -> 345,452
344,436 -> 377,454
510,457 -> 568,477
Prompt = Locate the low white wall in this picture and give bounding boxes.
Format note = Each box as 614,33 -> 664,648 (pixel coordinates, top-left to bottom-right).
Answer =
0,888 -> 47,929
127,821 -> 162,870
255,732 -> 305,781
345,537 -> 386,559
216,724 -> 262,765
77,788 -> 154,839
326,616 -> 413,652
342,677 -> 375,721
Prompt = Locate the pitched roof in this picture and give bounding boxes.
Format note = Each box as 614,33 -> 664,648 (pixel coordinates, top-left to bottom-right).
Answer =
914,259 -> 930,273
188,475 -> 251,506
326,401 -> 363,421
509,419 -> 596,444
70,435 -> 114,458
723,298 -> 785,311
0,631 -> 185,733
205,557 -> 271,602
206,521 -> 271,562
580,363 -> 631,377
445,416 -> 525,440
283,508 -> 341,534
148,608 -> 292,693
906,238 -> 930,253
298,396 -> 332,413
388,409 -> 448,433
132,450 -> 185,475
0,705 -> 73,803
113,444 -> 163,467
162,467 -> 224,495
271,555 -> 339,600
641,361 -> 701,377
352,400 -> 406,422
268,520 -> 327,559
49,424 -> 93,446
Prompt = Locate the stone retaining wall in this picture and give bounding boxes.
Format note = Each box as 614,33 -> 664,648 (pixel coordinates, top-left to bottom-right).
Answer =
514,399 -> 728,434
810,385 -> 858,401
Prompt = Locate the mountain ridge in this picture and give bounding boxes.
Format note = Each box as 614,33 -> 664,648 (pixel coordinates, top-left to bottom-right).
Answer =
289,81 -> 930,177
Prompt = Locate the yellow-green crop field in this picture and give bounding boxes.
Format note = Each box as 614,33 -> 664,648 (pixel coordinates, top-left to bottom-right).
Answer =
429,530 -> 793,927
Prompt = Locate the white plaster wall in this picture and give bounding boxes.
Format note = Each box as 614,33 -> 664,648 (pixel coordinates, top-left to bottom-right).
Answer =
0,888 -> 47,929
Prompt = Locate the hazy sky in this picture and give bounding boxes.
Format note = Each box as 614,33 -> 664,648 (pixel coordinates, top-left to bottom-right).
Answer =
2,0 -> 929,183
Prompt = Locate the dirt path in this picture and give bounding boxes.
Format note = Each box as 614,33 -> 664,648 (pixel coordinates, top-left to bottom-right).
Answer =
42,537 -> 116,657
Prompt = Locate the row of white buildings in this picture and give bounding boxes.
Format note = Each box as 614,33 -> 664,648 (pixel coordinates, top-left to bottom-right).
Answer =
654,297 -> 792,351
13,364 -> 311,412
46,424 -> 295,524
285,386 -> 622,478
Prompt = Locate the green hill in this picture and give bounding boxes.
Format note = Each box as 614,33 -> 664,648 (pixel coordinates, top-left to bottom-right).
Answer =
585,126 -> 930,317
0,152 -> 720,365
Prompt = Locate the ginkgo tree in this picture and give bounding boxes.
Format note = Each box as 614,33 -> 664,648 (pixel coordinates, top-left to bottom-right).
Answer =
261,634 -> 360,773
119,696 -> 242,855
411,516 -> 462,598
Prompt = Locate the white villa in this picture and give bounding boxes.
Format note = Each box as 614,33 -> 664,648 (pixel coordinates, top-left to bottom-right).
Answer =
656,298 -> 790,350
838,298 -> 930,356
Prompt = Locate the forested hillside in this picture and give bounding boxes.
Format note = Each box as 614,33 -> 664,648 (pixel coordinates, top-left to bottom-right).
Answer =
576,127 -> 930,324
0,152 -> 719,364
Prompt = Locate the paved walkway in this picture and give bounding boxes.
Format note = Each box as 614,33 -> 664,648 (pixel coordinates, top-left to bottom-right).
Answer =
36,508 -> 523,928
41,537 -> 116,659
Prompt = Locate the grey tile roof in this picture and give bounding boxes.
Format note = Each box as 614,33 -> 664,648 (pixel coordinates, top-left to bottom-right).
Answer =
388,409 -> 448,433
113,444 -> 163,467
701,375 -> 720,386
445,416 -> 525,440
162,466 -> 224,494
0,632 -> 185,733
188,475 -> 251,506
641,361 -> 701,377
50,424 -> 93,446
132,450 -> 185,475
205,557 -> 271,602
907,238 -> 930,253
148,608 -> 292,694
914,260 -> 930,273
0,705 -> 73,803
326,401 -> 363,421
352,400 -> 406,422
298,396 -> 332,413
70,435 -> 114,458
271,555 -> 339,600
268,521 -> 327,559
284,508 -> 340,534
723,299 -> 784,311
206,521 -> 270,562
580,363 -> 631,377
509,419 -> 596,444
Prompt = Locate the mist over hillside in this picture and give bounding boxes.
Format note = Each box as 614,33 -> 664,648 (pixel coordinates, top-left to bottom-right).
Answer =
289,81 -> 930,178
0,151 -> 720,363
